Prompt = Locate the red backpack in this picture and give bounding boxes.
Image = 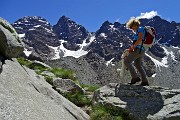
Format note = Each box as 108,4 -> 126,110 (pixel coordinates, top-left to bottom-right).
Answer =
141,26 -> 156,51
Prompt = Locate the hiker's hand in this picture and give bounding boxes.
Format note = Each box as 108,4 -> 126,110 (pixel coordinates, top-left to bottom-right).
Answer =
128,46 -> 134,53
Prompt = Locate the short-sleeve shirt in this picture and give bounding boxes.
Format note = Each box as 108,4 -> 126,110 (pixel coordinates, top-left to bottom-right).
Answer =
133,26 -> 145,50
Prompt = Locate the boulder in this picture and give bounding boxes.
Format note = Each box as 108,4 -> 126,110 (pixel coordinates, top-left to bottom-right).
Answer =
28,51 -> 43,62
53,78 -> 86,94
0,17 -> 24,58
92,83 -> 180,120
0,59 -> 89,120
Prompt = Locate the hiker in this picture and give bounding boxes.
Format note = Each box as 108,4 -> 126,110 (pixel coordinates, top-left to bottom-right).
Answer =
124,17 -> 149,86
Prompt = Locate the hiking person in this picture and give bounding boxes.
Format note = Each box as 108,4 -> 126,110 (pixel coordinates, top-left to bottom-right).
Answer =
124,17 -> 149,86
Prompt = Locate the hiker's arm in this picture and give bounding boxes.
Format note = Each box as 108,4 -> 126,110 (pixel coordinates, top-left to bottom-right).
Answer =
133,32 -> 143,48
129,32 -> 143,51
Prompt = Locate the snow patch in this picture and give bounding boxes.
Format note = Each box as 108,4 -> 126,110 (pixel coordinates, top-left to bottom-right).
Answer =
109,25 -> 117,31
162,47 -> 177,62
145,53 -> 168,71
152,73 -> 156,77
59,40 -> 88,58
19,33 -> 25,38
29,28 -> 35,31
106,58 -> 114,66
50,35 -> 95,59
34,25 -> 41,28
100,33 -> 107,38
23,48 -> 32,57
120,43 -> 123,47
48,46 -> 61,60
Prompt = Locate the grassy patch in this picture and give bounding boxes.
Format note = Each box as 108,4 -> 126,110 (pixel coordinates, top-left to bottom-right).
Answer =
90,104 -> 130,120
50,67 -> 76,81
17,57 -> 32,66
28,62 -> 49,72
17,57 -> 77,85
44,76 -> 53,85
17,57 -> 49,72
62,90 -> 91,107
81,84 -> 100,92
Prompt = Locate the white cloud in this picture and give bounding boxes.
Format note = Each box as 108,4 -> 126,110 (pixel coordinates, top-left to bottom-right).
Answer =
136,11 -> 158,19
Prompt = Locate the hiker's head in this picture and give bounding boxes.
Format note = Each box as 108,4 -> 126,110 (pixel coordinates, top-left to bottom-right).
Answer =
126,17 -> 140,31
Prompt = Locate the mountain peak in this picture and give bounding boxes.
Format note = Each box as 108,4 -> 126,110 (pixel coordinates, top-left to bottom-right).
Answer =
17,16 -> 48,22
102,20 -> 112,26
56,16 -> 72,25
152,15 -> 162,20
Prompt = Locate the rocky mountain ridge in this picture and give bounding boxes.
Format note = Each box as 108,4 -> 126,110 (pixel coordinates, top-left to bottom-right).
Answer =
12,15 -> 180,62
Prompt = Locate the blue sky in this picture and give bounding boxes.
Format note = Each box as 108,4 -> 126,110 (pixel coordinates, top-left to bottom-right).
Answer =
0,0 -> 179,32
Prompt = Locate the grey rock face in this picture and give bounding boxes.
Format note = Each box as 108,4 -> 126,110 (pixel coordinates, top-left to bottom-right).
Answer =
46,56 -> 99,85
93,83 -> 180,120
0,59 -> 89,120
151,46 -> 180,89
0,17 -> 24,58
46,55 -> 120,86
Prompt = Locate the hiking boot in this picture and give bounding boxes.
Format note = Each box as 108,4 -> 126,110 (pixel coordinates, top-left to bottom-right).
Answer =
140,81 -> 149,86
128,77 -> 141,85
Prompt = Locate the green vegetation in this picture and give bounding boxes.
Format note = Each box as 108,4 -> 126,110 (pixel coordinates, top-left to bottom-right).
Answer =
0,22 -> 14,33
44,75 -> 53,85
90,104 -> 130,120
60,84 -> 100,107
81,84 -> 100,92
50,67 -> 76,81
17,57 -> 76,85
17,57 -> 32,66
62,90 -> 91,107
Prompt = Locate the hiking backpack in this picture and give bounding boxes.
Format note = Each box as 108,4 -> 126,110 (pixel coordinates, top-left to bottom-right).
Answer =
141,26 -> 156,51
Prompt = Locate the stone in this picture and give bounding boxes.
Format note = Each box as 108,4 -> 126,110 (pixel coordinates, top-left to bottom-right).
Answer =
0,17 -> 24,58
92,83 -> 180,120
53,78 -> 86,94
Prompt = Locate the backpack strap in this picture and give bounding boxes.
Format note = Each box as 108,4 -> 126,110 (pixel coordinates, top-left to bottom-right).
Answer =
139,27 -> 146,54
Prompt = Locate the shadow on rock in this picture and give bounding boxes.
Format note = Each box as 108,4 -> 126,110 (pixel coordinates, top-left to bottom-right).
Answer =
0,55 -> 5,73
115,84 -> 164,120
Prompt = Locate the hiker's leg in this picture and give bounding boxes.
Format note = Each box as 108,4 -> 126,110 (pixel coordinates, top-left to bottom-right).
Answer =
124,48 -> 142,79
134,57 -> 148,82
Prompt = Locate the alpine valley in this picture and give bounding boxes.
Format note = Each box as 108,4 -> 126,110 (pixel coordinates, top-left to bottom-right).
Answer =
12,15 -> 180,89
